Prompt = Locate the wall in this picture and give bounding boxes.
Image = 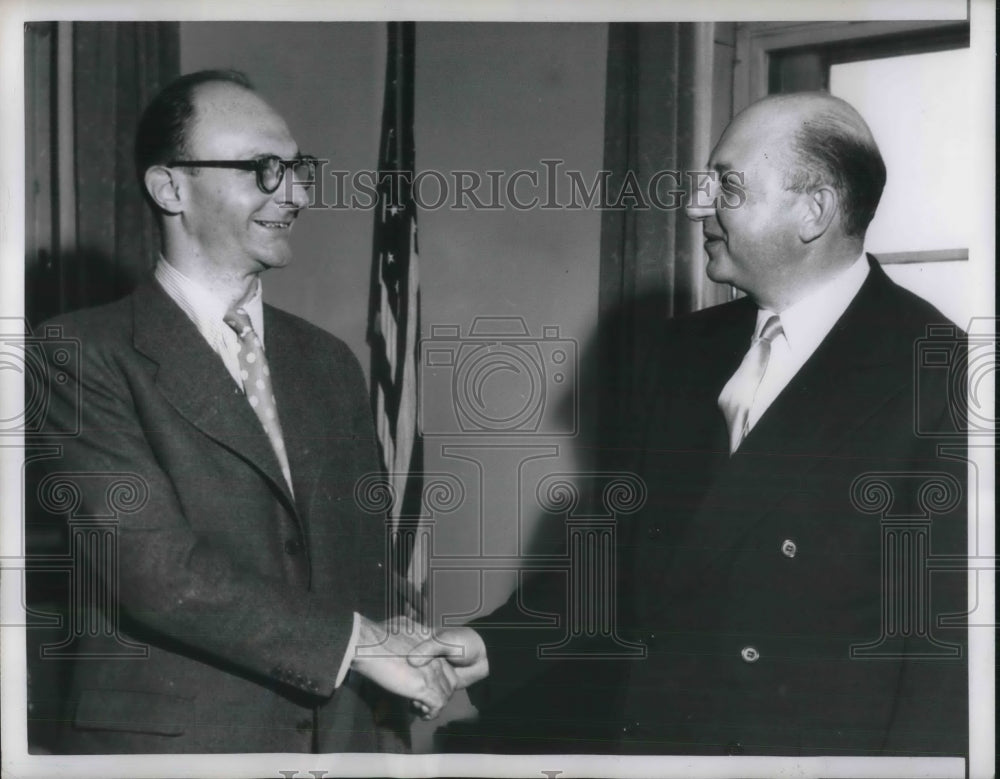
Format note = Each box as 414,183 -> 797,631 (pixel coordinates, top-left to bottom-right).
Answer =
181,22 -> 608,740
181,20 -> 608,626
181,22 -> 386,368
415,22 -> 607,625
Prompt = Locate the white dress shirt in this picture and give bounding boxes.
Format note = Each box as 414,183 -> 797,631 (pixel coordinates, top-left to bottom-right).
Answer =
154,258 -> 358,687
741,253 -> 870,437
155,258 -> 266,388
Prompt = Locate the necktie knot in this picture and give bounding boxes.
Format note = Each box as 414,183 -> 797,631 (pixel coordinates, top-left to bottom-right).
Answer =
224,307 -> 254,340
755,314 -> 784,346
718,314 -> 784,454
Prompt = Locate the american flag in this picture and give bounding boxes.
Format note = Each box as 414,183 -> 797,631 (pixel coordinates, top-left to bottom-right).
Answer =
367,22 -> 424,614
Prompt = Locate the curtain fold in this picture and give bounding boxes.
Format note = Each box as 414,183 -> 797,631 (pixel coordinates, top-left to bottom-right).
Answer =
596,22 -> 730,436
69,22 -> 179,313
600,22 -> 731,319
24,23 -> 179,753
24,23 -> 57,326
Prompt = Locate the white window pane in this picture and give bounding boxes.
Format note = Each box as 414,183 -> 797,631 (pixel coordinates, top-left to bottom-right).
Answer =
830,49 -> 971,255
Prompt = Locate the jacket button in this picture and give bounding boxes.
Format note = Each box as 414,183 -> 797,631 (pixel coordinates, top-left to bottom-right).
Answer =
741,646 -> 759,663
284,538 -> 302,555
724,740 -> 744,755
780,539 -> 797,558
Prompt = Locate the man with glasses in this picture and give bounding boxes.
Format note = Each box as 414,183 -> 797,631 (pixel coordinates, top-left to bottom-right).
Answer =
37,70 -> 455,754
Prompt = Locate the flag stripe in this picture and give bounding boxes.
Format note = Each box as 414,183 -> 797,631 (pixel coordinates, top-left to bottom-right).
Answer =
367,21 -> 424,616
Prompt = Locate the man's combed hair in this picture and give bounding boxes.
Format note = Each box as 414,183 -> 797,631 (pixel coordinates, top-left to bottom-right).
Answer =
134,69 -> 254,208
784,110 -> 887,238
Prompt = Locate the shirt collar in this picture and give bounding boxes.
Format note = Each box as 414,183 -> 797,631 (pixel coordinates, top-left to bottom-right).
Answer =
234,276 -> 265,339
755,253 -> 869,357
155,257 -> 265,341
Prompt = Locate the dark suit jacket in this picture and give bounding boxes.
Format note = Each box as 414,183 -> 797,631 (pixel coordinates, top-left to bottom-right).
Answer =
467,258 -> 968,758
33,280 -> 391,753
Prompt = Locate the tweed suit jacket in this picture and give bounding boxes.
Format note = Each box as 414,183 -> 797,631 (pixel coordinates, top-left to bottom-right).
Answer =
36,280 -> 391,754
470,258 -> 968,758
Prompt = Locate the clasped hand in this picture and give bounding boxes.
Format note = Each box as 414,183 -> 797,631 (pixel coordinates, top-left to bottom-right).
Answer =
352,616 -> 488,719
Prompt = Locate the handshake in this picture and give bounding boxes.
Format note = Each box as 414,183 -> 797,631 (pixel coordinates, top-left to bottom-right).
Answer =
350,615 -> 490,719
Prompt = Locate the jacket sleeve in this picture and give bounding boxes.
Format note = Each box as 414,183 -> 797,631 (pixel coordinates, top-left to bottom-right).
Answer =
38,325 -> 357,700
464,304 -> 662,714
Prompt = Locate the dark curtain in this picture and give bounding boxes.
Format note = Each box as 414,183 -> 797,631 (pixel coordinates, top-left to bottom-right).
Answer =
24,22 -> 178,754
24,23 -> 57,326
26,22 -> 179,325
596,23 -> 731,437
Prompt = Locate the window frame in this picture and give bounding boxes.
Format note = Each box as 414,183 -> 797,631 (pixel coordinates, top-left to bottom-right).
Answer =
733,20 -> 971,266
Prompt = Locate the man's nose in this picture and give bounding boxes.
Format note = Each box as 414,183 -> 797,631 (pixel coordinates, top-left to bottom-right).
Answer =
684,188 -> 718,222
684,172 -> 720,222
685,200 -> 716,222
276,172 -> 312,210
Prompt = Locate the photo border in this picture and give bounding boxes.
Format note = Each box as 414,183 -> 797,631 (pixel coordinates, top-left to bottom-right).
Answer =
1,1 -> 992,777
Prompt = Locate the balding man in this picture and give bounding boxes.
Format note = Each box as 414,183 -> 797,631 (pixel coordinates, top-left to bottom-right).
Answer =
35,70 -> 455,754
414,92 -> 968,758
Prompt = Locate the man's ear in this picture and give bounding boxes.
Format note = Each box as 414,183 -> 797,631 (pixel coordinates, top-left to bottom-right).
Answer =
144,166 -> 183,215
798,185 -> 838,243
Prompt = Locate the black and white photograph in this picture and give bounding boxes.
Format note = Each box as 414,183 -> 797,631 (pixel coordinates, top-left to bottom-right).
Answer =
1,1 -> 994,778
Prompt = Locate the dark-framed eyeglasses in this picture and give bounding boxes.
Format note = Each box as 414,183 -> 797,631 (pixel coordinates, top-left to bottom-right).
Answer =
167,155 -> 319,194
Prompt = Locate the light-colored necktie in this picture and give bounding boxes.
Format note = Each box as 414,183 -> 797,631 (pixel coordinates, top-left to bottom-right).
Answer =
224,307 -> 293,491
718,314 -> 784,454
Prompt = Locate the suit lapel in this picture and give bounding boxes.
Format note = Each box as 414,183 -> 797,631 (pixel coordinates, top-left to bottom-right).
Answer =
261,307 -> 328,525
131,282 -> 296,509
698,259 -> 912,527
652,298 -> 756,455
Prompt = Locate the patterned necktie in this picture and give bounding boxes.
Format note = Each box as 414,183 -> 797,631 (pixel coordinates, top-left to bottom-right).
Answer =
718,314 -> 784,454
224,307 -> 293,491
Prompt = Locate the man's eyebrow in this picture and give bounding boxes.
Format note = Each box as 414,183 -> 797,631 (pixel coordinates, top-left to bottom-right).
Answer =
241,147 -> 300,160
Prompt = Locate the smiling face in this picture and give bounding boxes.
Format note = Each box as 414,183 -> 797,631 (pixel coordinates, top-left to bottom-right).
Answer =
686,103 -> 808,309
176,82 -> 309,279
